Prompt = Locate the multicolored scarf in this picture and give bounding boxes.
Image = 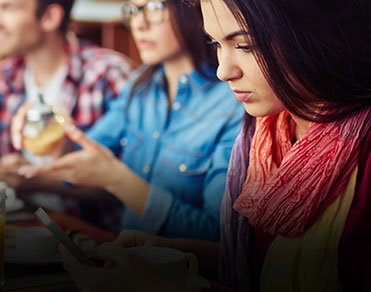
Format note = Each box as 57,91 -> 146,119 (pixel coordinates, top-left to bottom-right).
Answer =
233,109 -> 371,237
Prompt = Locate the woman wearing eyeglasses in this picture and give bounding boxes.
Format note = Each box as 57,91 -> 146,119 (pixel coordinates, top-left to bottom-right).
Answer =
13,0 -> 244,241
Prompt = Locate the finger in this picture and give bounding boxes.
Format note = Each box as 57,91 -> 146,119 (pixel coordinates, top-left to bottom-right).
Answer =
64,124 -> 101,152
52,106 -> 74,125
10,103 -> 32,150
17,155 -> 75,178
88,242 -> 126,264
0,153 -> 25,167
113,229 -> 142,247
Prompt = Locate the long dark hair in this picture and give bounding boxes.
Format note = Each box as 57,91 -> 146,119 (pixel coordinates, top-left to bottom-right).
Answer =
126,0 -> 217,113
191,0 -> 371,122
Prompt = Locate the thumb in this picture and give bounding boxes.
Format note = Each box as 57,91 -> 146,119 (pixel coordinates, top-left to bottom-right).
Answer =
88,242 -> 127,264
64,124 -> 99,152
11,103 -> 32,150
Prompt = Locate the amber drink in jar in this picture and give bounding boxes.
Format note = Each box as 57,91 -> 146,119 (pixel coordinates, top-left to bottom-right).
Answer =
23,102 -> 65,156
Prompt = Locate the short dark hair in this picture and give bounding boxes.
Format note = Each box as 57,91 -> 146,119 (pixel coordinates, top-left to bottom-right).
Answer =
188,0 -> 371,123
36,0 -> 75,33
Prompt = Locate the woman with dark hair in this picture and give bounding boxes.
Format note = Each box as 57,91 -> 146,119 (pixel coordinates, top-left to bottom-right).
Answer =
21,0 -> 371,291
205,0 -> 371,291
14,0 -> 244,240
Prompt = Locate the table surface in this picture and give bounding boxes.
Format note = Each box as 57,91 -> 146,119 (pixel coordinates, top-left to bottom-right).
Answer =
1,203 -> 116,292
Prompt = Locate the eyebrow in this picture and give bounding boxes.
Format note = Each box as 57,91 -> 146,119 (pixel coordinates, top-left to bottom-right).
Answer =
203,29 -> 250,41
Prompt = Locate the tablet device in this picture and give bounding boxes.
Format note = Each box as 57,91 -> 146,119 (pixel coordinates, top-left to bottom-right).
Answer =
34,207 -> 96,266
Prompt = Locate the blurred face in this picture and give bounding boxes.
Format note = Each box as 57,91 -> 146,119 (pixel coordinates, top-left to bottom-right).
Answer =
127,0 -> 185,65
0,0 -> 45,58
201,0 -> 285,117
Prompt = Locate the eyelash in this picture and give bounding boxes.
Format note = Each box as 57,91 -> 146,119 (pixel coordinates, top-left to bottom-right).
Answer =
207,41 -> 220,49
235,44 -> 252,52
207,41 -> 252,53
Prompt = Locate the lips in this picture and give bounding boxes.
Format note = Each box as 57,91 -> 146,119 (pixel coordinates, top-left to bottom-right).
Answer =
136,39 -> 156,49
232,90 -> 253,102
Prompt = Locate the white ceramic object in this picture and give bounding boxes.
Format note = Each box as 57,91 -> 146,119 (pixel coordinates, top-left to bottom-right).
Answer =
130,246 -> 200,287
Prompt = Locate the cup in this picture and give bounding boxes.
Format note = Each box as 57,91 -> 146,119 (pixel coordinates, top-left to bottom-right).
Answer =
130,246 -> 198,285
15,226 -> 59,260
0,182 -> 7,287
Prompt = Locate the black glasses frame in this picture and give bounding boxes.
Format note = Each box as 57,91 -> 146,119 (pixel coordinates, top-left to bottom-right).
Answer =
121,1 -> 167,26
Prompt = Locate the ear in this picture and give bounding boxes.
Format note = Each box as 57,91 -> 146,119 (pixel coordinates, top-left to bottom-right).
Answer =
40,4 -> 65,33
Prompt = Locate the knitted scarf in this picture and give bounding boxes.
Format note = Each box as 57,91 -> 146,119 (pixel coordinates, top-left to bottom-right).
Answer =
233,109 -> 371,237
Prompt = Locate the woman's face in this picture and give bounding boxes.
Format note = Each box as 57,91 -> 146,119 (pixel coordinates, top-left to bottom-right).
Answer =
128,0 -> 185,65
200,0 -> 285,117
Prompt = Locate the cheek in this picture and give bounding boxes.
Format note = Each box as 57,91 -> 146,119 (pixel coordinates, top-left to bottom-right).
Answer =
157,25 -> 180,51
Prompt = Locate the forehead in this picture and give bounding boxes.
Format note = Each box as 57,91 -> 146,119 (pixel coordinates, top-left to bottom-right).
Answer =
0,0 -> 37,10
200,0 -> 240,37
129,0 -> 154,6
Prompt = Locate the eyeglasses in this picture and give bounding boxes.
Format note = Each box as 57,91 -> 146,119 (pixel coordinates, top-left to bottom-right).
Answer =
122,1 -> 167,25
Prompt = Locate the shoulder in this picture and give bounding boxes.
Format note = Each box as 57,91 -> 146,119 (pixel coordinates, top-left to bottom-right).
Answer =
106,66 -> 149,107
0,56 -> 25,91
0,55 -> 24,75
196,80 -> 244,115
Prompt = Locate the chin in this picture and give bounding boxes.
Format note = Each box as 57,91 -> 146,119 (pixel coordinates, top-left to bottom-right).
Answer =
139,52 -> 162,65
243,103 -> 283,118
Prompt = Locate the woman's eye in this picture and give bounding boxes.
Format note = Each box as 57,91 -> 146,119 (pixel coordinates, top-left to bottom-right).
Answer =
207,41 -> 221,50
235,43 -> 252,52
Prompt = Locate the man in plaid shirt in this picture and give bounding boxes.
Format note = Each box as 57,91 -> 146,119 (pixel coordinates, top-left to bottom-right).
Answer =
0,0 -> 135,230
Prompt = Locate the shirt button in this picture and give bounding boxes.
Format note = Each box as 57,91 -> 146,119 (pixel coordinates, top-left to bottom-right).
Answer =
179,75 -> 187,84
173,102 -> 181,111
178,164 -> 187,172
156,74 -> 164,83
143,166 -> 150,174
152,131 -> 160,139
120,138 -> 128,146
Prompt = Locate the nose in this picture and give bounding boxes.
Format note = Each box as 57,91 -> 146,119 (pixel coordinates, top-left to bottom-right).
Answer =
216,50 -> 243,82
130,10 -> 150,30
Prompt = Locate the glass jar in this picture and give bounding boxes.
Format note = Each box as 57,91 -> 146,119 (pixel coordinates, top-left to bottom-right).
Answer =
22,102 -> 65,156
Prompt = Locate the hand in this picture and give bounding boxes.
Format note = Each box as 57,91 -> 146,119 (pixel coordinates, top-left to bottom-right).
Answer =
10,102 -> 32,151
0,153 -> 28,170
0,153 -> 29,190
113,229 -> 171,248
60,242 -> 188,292
19,124 -> 151,216
18,124 -> 123,189
11,102 -> 73,153
0,169 -> 27,191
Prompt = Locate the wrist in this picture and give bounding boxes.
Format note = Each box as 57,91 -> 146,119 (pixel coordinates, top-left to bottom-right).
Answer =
104,158 -> 150,216
104,157 -> 128,197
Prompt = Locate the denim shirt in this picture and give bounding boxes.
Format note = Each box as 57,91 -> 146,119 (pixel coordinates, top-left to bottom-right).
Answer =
87,65 -> 244,240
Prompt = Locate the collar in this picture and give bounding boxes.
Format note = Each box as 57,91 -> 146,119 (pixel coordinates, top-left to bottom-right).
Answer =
64,32 -> 84,84
152,63 -> 217,91
0,56 -> 26,95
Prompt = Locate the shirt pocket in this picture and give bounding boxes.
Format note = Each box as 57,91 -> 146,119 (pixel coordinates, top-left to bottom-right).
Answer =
162,146 -> 212,176
160,146 -> 213,205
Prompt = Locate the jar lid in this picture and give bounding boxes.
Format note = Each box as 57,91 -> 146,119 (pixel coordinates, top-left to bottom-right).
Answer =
26,102 -> 54,122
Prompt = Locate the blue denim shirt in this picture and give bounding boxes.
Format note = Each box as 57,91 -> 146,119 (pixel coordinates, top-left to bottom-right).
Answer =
87,65 -> 244,240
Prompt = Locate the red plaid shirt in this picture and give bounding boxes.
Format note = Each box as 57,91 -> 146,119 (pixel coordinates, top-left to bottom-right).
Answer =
0,33 -> 135,156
